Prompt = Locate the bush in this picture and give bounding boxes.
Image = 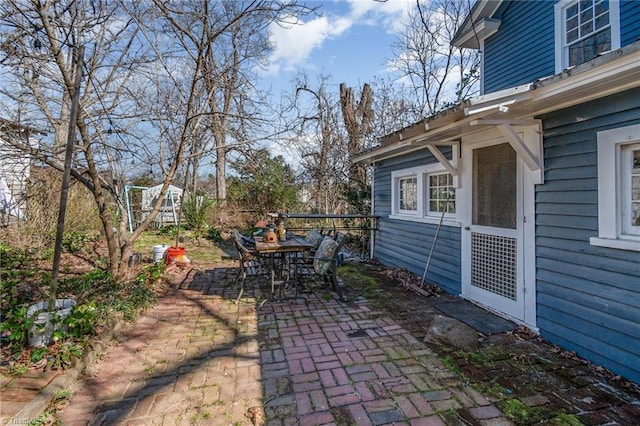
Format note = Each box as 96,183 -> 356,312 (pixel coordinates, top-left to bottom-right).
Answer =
182,193 -> 214,239
65,302 -> 99,338
0,305 -> 33,354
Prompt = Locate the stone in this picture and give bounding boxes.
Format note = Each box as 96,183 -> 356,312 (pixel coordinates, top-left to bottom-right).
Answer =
423,315 -> 478,350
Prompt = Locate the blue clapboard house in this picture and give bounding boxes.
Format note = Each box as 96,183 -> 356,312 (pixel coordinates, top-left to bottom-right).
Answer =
353,0 -> 640,383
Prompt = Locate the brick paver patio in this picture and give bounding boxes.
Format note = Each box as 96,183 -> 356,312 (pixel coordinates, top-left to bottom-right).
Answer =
3,263 -> 639,425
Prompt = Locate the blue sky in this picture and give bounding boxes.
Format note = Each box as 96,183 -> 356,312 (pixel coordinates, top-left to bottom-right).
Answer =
261,0 -> 413,97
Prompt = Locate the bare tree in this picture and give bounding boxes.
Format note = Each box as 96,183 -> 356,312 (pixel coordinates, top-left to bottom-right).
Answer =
291,74 -> 348,214
369,75 -> 417,138
390,0 -> 479,117
0,0 -> 315,280
150,0 -> 315,203
0,0 -> 167,280
339,82 -> 373,188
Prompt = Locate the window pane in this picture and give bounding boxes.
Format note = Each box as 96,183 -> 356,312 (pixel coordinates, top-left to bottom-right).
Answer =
399,177 -> 417,211
632,203 -> 640,227
595,0 -> 608,16
579,6 -> 593,23
579,0 -> 592,13
595,29 -> 611,51
632,176 -> 640,200
567,28 -> 579,44
473,143 -> 517,229
427,172 -> 455,214
633,150 -> 640,173
580,19 -> 593,36
567,3 -> 578,18
595,11 -> 609,29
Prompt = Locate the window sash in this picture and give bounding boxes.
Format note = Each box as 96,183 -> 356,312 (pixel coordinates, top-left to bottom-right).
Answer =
623,144 -> 640,236
398,176 -> 417,212
564,0 -> 610,66
427,172 -> 456,215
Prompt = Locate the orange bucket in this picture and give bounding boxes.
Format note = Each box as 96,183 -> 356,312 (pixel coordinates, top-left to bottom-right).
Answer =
166,246 -> 185,264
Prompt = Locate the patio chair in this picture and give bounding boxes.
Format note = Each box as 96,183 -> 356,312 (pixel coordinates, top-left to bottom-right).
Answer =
296,235 -> 346,302
231,229 -> 269,304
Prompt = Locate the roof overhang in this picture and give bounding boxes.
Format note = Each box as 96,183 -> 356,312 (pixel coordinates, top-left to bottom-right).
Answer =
452,0 -> 504,48
352,41 -> 640,165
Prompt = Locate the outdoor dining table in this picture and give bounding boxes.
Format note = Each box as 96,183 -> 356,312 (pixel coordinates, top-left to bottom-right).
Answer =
254,234 -> 314,301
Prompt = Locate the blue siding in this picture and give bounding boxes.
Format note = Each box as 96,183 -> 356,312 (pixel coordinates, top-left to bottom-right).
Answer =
536,87 -> 640,384
373,149 -> 462,295
483,1 -> 640,93
621,0 -> 640,46
484,1 -> 555,93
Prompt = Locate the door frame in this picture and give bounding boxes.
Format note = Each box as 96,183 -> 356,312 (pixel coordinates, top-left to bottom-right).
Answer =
459,127 -> 537,328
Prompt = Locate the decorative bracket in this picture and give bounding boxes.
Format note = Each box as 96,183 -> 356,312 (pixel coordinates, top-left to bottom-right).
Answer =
413,140 -> 460,187
471,119 -> 544,184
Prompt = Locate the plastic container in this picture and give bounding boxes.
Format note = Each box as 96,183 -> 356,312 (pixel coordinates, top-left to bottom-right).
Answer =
27,299 -> 76,347
166,246 -> 185,264
153,245 -> 169,263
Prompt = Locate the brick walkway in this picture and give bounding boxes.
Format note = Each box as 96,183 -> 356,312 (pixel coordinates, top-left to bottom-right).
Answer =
3,264 -> 639,425
2,265 -> 511,425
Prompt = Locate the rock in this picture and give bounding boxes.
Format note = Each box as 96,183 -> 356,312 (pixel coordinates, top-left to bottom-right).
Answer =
424,314 -> 478,350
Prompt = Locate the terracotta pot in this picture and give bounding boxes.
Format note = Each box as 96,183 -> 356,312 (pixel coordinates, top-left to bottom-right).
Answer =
263,230 -> 278,243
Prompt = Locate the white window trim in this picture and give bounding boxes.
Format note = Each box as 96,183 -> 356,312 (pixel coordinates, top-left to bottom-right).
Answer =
390,163 -> 461,228
391,167 -> 420,217
590,124 -> 640,252
554,0 -> 621,74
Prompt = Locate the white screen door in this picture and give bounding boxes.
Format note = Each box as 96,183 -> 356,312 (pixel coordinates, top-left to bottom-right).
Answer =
465,142 -> 525,320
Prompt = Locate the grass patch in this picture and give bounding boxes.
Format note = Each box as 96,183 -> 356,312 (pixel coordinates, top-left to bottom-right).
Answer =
498,398 -> 544,424
440,355 -> 459,373
551,413 -> 582,425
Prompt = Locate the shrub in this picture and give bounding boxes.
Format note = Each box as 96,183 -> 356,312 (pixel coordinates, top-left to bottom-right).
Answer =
65,302 -> 99,338
182,193 -> 214,239
0,305 -> 33,353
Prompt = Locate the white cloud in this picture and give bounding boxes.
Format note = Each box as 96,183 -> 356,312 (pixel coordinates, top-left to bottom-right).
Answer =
266,14 -> 352,74
265,0 -> 411,75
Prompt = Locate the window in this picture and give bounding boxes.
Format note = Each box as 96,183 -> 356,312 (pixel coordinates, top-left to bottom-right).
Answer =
391,164 -> 458,225
555,0 -> 620,73
591,124 -> 640,251
427,172 -> 456,215
398,176 -> 417,213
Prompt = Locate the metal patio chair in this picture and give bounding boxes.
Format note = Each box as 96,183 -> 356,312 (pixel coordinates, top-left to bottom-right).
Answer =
231,229 -> 269,304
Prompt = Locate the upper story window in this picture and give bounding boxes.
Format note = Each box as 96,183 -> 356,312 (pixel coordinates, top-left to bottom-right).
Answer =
555,0 -> 620,73
591,124 -> 640,252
